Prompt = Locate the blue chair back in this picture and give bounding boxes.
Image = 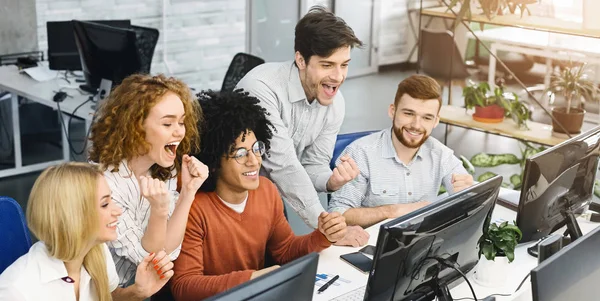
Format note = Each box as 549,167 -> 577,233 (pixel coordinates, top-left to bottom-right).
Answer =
330,131 -> 377,170
0,196 -> 32,273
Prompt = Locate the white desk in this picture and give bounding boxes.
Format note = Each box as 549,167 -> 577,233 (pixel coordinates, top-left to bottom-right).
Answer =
0,65 -> 94,177
313,194 -> 600,301
467,27 -> 600,90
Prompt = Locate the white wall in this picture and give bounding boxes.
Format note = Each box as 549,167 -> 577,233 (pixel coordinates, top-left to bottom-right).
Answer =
35,0 -> 246,90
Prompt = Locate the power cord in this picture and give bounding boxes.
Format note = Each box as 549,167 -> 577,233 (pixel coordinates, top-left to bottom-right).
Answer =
426,256 -> 478,301
450,272 -> 531,301
55,95 -> 94,157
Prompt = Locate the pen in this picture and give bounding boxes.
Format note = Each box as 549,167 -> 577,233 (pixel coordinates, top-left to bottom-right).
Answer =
317,275 -> 340,294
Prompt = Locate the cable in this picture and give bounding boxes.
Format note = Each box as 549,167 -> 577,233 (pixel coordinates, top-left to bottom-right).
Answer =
55,96 -> 94,157
448,270 -> 531,300
427,256 -> 478,301
514,272 -> 531,293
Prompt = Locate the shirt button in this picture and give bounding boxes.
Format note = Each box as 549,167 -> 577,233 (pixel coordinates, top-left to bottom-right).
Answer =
406,172 -> 410,176
408,192 -> 412,196
383,190 -> 387,194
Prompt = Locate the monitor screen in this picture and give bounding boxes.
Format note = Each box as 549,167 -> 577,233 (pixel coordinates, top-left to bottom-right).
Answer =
517,125 -> 600,242
531,225 -> 600,301
72,20 -> 141,90
364,176 -> 502,301
205,252 -> 319,301
47,20 -> 131,71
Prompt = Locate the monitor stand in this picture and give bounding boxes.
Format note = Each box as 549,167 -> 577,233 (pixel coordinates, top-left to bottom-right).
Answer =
432,281 -> 454,301
79,84 -> 97,94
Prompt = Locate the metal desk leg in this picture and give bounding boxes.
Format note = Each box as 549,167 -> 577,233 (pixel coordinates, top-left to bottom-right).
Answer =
11,93 -> 22,169
444,123 -> 449,146
488,44 -> 497,88
60,111 -> 70,162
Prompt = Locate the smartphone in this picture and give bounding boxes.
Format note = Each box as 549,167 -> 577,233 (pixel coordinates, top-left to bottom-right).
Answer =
359,244 -> 376,256
340,251 -> 373,274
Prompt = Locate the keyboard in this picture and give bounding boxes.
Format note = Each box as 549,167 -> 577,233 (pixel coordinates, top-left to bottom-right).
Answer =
331,285 -> 366,301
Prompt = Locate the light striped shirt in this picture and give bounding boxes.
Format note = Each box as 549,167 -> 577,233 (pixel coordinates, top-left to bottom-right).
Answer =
102,160 -> 180,286
236,61 -> 344,228
328,128 -> 468,214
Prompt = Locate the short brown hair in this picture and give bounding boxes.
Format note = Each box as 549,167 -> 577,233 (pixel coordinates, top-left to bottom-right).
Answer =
394,74 -> 442,112
295,6 -> 363,63
89,74 -> 202,181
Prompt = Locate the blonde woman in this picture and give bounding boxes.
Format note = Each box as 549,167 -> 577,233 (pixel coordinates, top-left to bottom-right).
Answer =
89,74 -> 208,287
0,163 -> 174,301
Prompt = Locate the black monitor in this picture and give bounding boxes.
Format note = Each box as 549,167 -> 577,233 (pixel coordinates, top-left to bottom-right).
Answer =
47,20 -> 131,71
364,175 -> 502,301
531,225 -> 600,301
516,125 -> 600,243
72,20 -> 142,91
205,252 -> 319,301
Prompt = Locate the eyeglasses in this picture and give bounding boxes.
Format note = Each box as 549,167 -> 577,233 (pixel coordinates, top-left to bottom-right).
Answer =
229,141 -> 266,164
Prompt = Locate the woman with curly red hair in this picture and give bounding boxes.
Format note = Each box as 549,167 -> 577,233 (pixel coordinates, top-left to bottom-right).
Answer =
89,74 -> 208,289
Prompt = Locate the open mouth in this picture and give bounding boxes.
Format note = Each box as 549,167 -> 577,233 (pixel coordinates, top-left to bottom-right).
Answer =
404,129 -> 424,137
164,141 -> 180,157
107,221 -> 118,228
322,84 -> 338,97
242,170 -> 258,177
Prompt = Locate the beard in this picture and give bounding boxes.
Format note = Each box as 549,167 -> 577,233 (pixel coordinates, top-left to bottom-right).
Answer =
393,124 -> 429,149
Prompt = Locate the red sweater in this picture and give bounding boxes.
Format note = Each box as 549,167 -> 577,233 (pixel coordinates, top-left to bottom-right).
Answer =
170,177 -> 331,300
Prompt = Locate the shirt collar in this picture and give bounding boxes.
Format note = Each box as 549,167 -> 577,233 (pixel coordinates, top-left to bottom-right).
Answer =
35,242 -> 91,285
287,62 -> 307,103
382,127 -> 429,161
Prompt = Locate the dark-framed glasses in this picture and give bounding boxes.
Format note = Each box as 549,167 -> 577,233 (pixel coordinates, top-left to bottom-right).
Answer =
230,141 -> 266,164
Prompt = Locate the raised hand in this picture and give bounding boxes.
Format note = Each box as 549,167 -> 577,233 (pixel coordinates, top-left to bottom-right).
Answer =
181,154 -> 209,194
327,155 -> 360,192
140,176 -> 170,213
133,251 -> 174,298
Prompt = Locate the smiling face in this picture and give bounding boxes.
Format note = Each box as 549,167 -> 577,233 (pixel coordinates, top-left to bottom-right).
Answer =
96,175 -> 122,243
389,94 -> 441,149
216,131 -> 262,195
295,46 -> 351,106
141,92 -> 186,168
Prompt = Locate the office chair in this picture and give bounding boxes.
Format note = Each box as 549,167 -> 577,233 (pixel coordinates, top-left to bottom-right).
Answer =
0,196 -> 32,274
419,28 -> 471,106
221,53 -> 265,93
131,25 -> 160,74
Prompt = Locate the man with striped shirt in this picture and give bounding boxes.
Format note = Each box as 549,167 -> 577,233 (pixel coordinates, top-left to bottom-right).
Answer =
236,6 -> 369,246
328,75 -> 474,228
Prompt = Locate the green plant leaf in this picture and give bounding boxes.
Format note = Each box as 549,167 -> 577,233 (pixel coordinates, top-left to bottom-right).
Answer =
477,172 -> 498,182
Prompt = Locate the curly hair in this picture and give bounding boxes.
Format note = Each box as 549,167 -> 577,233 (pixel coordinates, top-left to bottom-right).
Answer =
89,74 -> 202,181
194,89 -> 275,192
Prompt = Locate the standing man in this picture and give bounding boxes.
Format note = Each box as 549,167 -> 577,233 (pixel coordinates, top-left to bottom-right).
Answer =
236,6 -> 368,246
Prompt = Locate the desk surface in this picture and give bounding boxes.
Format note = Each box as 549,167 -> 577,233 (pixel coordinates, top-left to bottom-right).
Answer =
421,6 -> 600,38
0,65 -> 94,121
439,105 -> 566,146
468,27 -> 600,57
314,199 -> 600,301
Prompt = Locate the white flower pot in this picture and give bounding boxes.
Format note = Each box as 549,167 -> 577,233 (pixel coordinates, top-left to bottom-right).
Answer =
473,256 -> 510,287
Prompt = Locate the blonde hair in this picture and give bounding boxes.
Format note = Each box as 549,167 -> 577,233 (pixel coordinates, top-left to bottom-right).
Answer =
27,162 -> 111,301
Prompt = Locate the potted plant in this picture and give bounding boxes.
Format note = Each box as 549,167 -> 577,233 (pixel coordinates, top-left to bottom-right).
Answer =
463,80 -> 531,129
546,63 -> 599,136
446,0 -> 537,29
474,220 -> 522,287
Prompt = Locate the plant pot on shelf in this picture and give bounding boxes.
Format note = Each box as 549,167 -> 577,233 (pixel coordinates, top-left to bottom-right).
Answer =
551,107 -> 585,136
473,256 -> 510,287
473,104 -> 505,123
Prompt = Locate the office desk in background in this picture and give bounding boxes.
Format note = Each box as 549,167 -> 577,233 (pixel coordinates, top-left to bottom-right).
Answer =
0,65 -> 94,178
313,192 -> 600,301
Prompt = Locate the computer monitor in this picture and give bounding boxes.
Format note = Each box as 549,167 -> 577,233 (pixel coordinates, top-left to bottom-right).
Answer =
364,175 -> 502,301
205,252 -> 319,301
531,224 -> 600,301
47,20 -> 131,71
516,125 -> 600,243
72,20 -> 142,91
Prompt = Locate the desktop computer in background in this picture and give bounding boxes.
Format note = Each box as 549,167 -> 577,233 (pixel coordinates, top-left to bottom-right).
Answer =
204,252 -> 318,301
47,20 -> 131,71
353,176 -> 502,301
531,224 -> 600,301
516,125 -> 600,243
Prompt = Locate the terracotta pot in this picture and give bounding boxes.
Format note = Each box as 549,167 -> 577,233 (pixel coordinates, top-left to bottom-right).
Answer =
473,104 -> 505,123
551,107 -> 586,134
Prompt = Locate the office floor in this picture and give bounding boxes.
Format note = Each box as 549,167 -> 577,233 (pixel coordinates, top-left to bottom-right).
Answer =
1,65 -> 598,237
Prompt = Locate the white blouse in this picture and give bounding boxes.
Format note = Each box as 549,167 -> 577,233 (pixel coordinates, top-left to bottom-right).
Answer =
0,242 -> 119,301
